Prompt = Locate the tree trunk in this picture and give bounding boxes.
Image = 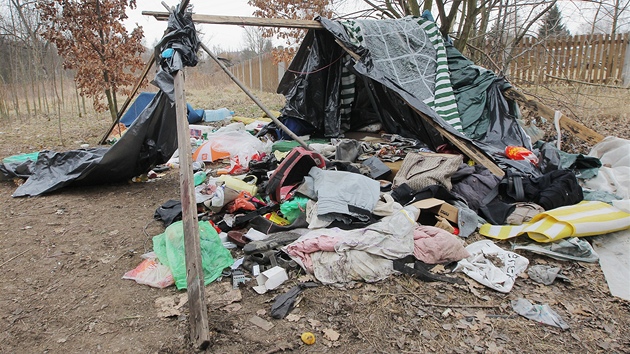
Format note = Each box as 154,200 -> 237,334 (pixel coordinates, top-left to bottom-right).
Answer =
74,78 -> 82,118
103,70 -> 117,122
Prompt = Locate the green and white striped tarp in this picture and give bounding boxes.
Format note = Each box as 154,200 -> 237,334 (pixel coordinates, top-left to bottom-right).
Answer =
341,17 -> 464,133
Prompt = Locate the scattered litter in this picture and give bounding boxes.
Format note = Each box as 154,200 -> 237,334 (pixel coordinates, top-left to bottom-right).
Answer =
154,293 -> 188,318
527,265 -> 569,285
205,282 -> 242,310
511,298 -> 570,330
249,315 -> 274,331
513,237 -> 599,263
253,266 -> 289,294
322,328 -> 340,341
270,282 -> 318,319
454,240 -> 529,293
122,254 -> 174,289
301,332 -> 316,345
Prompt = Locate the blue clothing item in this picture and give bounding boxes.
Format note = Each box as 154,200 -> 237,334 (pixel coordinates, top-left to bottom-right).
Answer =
304,167 -> 380,223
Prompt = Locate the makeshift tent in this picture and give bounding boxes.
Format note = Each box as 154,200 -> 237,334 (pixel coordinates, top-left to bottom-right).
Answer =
272,16 -> 538,175
120,92 -> 157,126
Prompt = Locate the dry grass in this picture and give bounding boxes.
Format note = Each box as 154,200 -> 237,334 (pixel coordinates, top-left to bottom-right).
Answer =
0,79 -> 628,159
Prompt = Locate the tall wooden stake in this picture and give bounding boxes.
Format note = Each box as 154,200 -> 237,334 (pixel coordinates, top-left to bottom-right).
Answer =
174,69 -> 210,350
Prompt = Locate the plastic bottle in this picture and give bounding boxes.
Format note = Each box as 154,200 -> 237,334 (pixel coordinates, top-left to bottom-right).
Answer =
203,108 -> 234,122
193,170 -> 207,186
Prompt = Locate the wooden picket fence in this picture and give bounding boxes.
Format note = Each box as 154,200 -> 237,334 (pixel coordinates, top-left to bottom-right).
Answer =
509,33 -> 629,85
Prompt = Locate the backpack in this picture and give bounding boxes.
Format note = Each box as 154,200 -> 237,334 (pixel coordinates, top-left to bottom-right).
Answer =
265,147 -> 326,203
479,169 -> 584,224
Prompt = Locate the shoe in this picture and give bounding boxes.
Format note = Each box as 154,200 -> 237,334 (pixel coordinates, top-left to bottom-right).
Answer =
242,231 -> 301,255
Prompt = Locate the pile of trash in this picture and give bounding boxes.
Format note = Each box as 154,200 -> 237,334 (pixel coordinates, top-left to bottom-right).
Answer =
116,115 -> 629,328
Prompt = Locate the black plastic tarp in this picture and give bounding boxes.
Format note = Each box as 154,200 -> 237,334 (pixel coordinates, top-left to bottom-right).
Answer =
5,7 -> 200,197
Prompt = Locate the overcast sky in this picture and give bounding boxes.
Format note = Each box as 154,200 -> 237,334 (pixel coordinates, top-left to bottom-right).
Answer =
126,0 -> 259,51
125,1 -> 628,51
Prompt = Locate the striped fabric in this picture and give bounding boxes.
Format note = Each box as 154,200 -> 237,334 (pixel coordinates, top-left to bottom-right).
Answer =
479,201 -> 630,242
339,55 -> 356,132
341,17 -> 464,133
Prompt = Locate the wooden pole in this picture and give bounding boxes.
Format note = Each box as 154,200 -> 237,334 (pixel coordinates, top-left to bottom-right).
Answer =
142,11 -> 323,29
162,0 -> 209,350
199,42 -> 311,149
174,69 -> 210,350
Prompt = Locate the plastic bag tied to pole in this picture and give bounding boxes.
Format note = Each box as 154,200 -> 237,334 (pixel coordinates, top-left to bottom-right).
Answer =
153,220 -> 234,290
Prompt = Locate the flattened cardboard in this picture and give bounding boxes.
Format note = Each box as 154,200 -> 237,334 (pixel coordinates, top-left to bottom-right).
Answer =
411,198 -> 459,224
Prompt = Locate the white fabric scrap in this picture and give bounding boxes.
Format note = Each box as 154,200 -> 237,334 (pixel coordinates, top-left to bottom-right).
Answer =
454,240 -> 529,293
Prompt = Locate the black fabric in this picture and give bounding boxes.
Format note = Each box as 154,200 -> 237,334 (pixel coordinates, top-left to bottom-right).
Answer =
9,6 -> 202,197
154,199 -> 182,227
276,18 -> 449,147
155,4 -> 200,73
271,282 -> 318,319
12,88 -> 178,197
393,255 -> 465,284
451,165 -> 502,212
479,200 -> 517,225
478,169 -> 583,224
497,169 -> 583,211
390,183 -> 416,205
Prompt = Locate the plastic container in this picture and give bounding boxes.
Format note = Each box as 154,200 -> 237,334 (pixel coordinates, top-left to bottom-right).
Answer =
217,175 -> 258,196
203,108 -> 234,122
193,171 -> 207,186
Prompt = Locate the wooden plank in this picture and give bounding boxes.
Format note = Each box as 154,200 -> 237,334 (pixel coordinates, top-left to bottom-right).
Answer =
594,34 -> 605,82
142,11 -> 324,29
566,35 -> 576,80
414,108 -> 505,178
547,38 -> 559,76
174,70 -> 210,350
610,33 -> 621,81
603,33 -> 613,82
504,88 -> 605,146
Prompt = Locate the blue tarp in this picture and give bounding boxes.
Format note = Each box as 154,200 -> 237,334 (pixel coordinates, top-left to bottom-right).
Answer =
120,92 -> 204,126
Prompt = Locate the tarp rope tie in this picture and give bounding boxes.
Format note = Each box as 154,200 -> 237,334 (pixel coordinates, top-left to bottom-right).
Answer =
286,53 -> 345,75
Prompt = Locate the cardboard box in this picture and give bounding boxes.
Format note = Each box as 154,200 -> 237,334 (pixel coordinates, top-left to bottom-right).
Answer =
252,266 -> 288,294
411,198 -> 459,224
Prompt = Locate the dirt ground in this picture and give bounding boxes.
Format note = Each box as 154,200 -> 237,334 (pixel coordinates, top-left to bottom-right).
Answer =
0,84 -> 629,354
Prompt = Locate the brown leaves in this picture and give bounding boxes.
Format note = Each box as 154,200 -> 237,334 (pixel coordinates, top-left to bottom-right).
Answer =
38,0 -> 145,113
